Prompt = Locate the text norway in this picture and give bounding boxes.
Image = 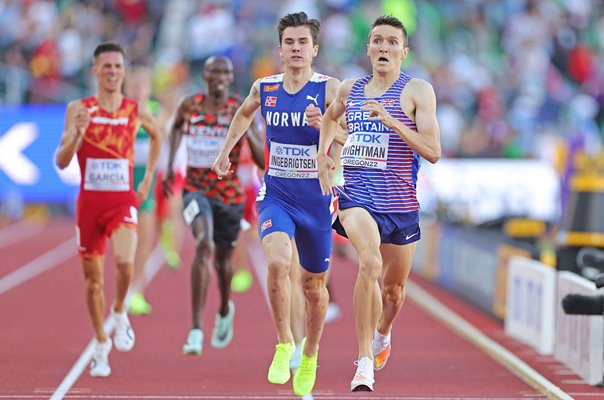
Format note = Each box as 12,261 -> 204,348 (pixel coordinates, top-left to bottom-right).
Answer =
266,111 -> 308,127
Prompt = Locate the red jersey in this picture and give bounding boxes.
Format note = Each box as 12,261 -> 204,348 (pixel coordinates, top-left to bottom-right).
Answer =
182,93 -> 244,204
77,96 -> 139,201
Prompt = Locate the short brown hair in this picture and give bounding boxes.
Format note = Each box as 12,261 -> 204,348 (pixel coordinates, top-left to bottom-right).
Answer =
93,42 -> 125,62
277,12 -> 320,46
370,15 -> 408,47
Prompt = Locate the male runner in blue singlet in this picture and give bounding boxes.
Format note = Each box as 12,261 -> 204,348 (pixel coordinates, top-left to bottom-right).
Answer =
213,12 -> 340,397
318,15 -> 441,392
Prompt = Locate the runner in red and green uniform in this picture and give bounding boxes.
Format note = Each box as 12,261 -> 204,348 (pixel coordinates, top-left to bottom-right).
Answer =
162,55 -> 263,356
125,65 -> 161,315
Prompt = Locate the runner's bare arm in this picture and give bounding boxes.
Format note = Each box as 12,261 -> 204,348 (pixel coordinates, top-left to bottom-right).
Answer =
245,112 -> 265,169
56,100 -> 88,169
136,100 -> 162,202
163,96 -> 188,196
317,79 -> 353,194
213,79 -> 262,178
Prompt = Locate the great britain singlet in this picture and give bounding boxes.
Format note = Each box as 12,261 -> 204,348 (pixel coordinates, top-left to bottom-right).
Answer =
258,72 -> 331,204
77,96 -> 138,198
337,72 -> 420,213
182,93 -> 244,204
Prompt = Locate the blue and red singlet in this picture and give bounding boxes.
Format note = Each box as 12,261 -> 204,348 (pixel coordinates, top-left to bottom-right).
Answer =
257,73 -> 334,273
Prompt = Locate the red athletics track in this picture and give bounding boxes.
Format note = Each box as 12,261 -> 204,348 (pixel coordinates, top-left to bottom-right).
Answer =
0,218 -> 602,399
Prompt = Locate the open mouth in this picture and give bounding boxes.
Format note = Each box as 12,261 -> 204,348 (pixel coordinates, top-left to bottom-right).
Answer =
378,57 -> 389,62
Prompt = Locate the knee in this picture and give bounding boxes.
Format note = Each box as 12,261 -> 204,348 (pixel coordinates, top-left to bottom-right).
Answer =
358,254 -> 382,281
85,277 -> 104,296
302,276 -> 326,304
195,238 -> 213,260
267,257 -> 289,280
115,261 -> 133,277
383,282 -> 406,305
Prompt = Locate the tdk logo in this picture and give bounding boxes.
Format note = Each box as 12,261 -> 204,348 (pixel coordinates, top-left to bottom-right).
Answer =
275,146 -> 310,156
350,133 -> 382,144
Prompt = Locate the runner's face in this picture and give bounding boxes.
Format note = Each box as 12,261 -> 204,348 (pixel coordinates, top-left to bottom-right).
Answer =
203,58 -> 234,96
93,51 -> 125,93
367,25 -> 408,73
279,26 -> 318,69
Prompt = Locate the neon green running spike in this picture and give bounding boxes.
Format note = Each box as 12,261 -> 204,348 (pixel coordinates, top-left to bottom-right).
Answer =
231,269 -> 253,293
292,338 -> 318,396
267,341 -> 295,384
128,293 -> 152,315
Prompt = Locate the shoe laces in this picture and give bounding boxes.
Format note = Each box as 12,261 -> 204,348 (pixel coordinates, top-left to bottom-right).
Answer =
114,310 -> 130,328
273,342 -> 294,364
93,341 -> 110,362
353,357 -> 373,378
298,354 -> 318,377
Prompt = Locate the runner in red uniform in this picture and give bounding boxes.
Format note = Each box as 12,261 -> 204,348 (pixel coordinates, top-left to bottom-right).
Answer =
55,42 -> 161,378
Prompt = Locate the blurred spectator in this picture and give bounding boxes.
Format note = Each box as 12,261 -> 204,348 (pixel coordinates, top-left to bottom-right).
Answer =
1,0 -> 604,161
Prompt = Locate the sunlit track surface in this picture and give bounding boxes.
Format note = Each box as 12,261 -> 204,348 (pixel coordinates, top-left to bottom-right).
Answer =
0,219 -> 601,400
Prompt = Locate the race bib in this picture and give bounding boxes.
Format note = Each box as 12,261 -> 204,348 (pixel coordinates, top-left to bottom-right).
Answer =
84,158 -> 129,191
267,141 -> 318,179
187,134 -> 225,168
183,198 -> 200,225
340,132 -> 389,169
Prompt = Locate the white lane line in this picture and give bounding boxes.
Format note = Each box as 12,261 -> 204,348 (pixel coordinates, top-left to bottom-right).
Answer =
0,223 -> 44,249
49,245 -> 165,400
0,395 -> 550,399
0,238 -> 75,295
49,317 -> 116,400
406,281 -> 573,400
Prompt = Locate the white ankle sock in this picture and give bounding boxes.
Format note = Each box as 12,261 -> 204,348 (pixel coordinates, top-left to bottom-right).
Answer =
373,328 -> 391,350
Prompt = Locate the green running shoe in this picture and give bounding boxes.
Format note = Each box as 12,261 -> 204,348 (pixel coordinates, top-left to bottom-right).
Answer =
165,249 -> 181,269
230,269 -> 253,293
128,293 -> 152,316
267,341 -> 295,384
292,338 -> 318,396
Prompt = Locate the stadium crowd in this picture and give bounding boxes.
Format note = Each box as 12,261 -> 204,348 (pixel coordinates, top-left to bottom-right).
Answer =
1,0 -> 604,160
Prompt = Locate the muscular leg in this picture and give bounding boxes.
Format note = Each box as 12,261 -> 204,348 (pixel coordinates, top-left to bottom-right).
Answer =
299,268 -> 328,357
132,211 -> 155,294
262,231 -> 294,344
289,242 -> 305,345
82,256 -> 107,341
377,243 -> 416,335
110,226 -> 137,313
190,215 -> 213,328
338,208 -> 382,359
214,246 -> 234,316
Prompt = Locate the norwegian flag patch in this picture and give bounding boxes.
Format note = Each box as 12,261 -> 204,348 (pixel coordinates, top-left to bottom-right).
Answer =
265,96 -> 277,107
261,219 -> 272,232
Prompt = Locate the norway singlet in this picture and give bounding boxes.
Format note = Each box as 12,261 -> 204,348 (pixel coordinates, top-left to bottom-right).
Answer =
75,96 -> 139,257
337,73 -> 420,214
257,72 -> 333,273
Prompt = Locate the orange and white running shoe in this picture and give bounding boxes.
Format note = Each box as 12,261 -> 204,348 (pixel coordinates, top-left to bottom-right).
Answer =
373,343 -> 391,371
372,331 -> 391,370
